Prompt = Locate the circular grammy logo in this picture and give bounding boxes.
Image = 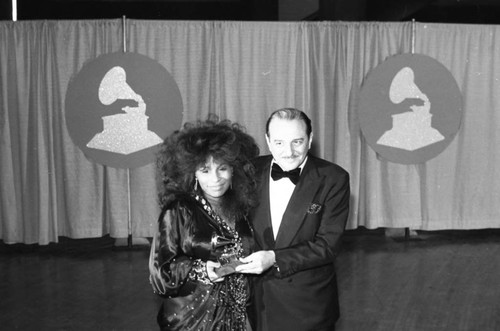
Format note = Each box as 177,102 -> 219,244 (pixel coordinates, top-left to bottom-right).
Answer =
65,52 -> 183,168
358,53 -> 463,164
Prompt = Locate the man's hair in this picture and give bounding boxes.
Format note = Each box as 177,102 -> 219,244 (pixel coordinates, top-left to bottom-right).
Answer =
265,108 -> 312,137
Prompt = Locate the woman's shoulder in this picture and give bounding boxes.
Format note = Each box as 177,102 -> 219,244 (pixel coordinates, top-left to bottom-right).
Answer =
158,192 -> 202,226
162,191 -> 199,212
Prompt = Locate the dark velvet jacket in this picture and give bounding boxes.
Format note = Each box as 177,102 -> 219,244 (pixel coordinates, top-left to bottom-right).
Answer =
149,193 -> 254,331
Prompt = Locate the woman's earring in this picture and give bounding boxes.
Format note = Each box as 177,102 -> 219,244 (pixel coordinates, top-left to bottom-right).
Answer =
194,177 -> 198,191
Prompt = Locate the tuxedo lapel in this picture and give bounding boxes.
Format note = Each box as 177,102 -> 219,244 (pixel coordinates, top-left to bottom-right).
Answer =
275,159 -> 322,248
252,159 -> 275,249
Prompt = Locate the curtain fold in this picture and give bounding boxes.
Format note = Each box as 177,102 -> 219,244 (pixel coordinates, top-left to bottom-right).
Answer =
415,23 -> 500,229
1,20 -> 499,244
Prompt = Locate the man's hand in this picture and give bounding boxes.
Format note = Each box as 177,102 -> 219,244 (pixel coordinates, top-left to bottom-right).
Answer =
235,250 -> 276,274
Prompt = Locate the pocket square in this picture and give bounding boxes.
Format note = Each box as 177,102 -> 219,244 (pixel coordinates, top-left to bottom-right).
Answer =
307,203 -> 322,214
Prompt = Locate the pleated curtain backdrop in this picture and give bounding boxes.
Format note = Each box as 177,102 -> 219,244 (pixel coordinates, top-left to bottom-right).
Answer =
1,20 -> 499,244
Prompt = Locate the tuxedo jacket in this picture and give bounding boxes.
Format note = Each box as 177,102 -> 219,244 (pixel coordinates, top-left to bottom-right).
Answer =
250,154 -> 350,331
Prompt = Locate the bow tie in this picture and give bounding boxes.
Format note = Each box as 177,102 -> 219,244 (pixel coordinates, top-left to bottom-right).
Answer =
271,163 -> 301,185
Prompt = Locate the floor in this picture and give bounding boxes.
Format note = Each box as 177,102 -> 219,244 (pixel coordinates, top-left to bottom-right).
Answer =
336,229 -> 500,331
1,228 -> 499,331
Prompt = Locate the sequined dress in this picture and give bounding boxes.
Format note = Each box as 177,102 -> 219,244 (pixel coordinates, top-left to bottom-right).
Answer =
149,192 -> 254,331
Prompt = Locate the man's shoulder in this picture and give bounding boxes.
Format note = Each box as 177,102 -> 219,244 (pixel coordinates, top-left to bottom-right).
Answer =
252,155 -> 273,168
308,155 -> 349,177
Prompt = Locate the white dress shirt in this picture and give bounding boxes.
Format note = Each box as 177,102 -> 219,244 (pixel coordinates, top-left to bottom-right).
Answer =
269,157 -> 308,239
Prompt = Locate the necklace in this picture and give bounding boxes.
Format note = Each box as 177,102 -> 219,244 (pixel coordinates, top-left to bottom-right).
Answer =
193,194 -> 239,239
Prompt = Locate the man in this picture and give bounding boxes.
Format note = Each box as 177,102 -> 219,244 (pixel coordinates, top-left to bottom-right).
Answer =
236,108 -> 350,331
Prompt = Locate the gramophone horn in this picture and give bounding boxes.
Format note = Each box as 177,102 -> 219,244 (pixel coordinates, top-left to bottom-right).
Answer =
389,67 -> 425,104
98,66 -> 139,105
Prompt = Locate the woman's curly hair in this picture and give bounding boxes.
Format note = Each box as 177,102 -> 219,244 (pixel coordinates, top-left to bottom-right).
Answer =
156,114 -> 260,218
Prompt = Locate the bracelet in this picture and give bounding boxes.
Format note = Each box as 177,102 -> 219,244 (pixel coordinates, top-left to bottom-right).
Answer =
188,259 -> 212,284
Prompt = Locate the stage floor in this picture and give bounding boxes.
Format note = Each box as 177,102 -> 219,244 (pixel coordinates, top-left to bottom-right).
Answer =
2,228 -> 499,331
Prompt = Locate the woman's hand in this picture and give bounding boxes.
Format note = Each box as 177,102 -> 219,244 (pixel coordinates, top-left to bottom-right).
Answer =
206,260 -> 224,282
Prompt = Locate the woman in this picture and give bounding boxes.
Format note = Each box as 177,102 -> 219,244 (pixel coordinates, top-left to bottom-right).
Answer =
149,115 -> 260,331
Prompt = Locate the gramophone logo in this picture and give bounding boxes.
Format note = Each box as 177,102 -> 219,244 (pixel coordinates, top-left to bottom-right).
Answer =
65,52 -> 183,168
358,54 -> 462,164
87,66 -> 163,154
